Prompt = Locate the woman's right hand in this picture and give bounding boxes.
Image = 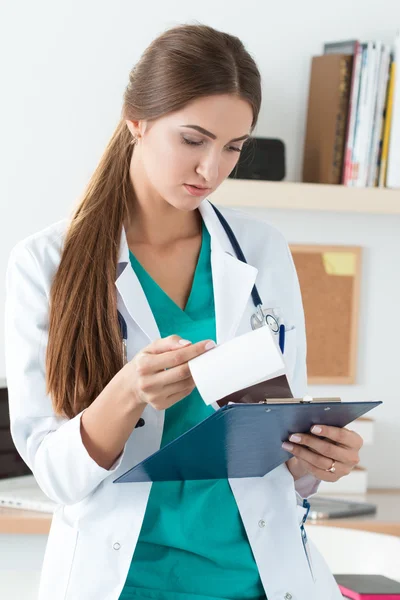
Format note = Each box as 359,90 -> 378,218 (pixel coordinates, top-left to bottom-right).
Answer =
124,335 -> 216,411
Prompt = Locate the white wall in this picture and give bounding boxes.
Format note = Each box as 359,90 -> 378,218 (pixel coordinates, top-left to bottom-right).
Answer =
1,0 -> 399,487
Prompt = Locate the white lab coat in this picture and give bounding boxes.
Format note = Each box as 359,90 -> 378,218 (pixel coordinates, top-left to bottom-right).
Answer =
4,199 -> 343,600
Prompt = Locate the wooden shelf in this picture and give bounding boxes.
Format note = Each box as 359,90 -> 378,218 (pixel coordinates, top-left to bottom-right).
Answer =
209,179 -> 400,214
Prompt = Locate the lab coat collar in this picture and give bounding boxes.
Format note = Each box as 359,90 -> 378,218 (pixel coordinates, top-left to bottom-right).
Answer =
115,199 -> 258,344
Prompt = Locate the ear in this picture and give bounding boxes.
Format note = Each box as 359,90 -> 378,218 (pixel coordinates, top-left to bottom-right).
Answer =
125,119 -> 140,138
125,119 -> 148,143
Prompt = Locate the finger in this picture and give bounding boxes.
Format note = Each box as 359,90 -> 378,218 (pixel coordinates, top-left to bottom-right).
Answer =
292,457 -> 343,482
135,339 -> 201,375
146,376 -> 195,406
150,339 -> 216,372
144,335 -> 193,355
157,365 -> 194,388
285,433 -> 360,467
282,443 -> 352,477
134,367 -> 194,404
165,378 -> 196,400
146,378 -> 196,410
309,424 -> 364,450
163,384 -> 196,407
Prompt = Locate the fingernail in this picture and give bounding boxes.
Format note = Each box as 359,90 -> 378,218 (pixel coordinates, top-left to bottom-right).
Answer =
282,442 -> 294,451
178,339 -> 192,346
289,434 -> 302,443
312,426 -> 322,434
205,341 -> 216,350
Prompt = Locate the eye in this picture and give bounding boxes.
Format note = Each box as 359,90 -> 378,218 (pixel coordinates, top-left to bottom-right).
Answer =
181,137 -> 203,146
181,135 -> 243,153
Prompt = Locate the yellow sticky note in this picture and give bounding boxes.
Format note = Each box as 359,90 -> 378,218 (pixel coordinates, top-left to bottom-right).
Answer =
322,253 -> 356,276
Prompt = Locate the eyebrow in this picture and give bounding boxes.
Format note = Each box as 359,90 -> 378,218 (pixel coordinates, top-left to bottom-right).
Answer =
181,124 -> 250,143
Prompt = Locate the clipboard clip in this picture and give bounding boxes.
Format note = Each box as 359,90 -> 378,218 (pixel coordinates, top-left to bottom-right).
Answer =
259,396 -> 342,405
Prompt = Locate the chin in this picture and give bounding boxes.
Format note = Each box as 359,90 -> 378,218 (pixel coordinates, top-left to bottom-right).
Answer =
166,193 -> 204,212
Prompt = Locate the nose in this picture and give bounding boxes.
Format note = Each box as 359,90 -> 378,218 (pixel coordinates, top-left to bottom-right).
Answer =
195,150 -> 219,185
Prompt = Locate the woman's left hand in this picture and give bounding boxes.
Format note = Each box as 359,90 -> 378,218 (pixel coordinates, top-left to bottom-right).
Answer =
283,424 -> 364,482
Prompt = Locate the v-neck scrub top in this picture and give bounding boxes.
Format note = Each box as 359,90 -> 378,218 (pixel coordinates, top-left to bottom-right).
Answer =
119,220 -> 266,600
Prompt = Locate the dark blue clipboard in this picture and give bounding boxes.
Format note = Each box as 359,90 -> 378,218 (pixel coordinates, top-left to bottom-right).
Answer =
113,400 -> 381,483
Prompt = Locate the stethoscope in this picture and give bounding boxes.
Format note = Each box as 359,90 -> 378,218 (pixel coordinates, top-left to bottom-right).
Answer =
117,201 -> 285,366
210,203 -> 285,355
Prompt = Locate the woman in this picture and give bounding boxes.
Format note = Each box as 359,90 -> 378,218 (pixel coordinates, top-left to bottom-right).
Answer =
5,23 -> 363,600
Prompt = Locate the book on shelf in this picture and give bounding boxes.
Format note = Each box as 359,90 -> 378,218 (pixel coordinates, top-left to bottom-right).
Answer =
369,44 -> 391,187
302,54 -> 353,185
379,58 -> 396,186
360,42 -> 384,187
324,40 -> 359,55
303,34 -> 400,188
387,33 -> 400,188
349,42 -> 369,186
342,41 -> 362,185
354,41 -> 387,188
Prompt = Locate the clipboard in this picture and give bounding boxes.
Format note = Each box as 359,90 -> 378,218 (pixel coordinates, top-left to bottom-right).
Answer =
113,398 -> 381,483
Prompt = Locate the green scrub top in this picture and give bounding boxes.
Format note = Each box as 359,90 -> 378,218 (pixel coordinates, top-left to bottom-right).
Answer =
119,220 -> 266,600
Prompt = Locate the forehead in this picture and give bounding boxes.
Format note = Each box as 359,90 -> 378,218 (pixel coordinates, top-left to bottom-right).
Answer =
164,94 -> 253,136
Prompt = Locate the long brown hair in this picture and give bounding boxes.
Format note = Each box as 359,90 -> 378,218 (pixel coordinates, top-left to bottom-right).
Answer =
46,23 -> 262,418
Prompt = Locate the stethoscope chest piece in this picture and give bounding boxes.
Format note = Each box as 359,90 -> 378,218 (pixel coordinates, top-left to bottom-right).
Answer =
251,305 -> 280,333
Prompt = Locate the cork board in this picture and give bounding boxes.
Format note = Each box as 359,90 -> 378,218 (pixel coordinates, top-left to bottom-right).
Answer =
290,245 -> 362,384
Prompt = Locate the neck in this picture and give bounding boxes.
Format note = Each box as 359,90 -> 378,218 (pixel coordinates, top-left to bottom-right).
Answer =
125,152 -> 202,246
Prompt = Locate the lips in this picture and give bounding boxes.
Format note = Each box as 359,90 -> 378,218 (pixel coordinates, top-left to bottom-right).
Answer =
183,184 -> 211,197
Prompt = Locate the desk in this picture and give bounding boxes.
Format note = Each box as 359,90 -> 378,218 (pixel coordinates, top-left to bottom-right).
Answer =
0,489 -> 399,537
0,507 -> 51,535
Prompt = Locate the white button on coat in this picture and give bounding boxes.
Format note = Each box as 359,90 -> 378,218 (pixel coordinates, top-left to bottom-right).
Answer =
5,200 -> 343,600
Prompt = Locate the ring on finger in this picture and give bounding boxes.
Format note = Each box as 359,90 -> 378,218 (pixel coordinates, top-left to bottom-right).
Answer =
325,459 -> 336,473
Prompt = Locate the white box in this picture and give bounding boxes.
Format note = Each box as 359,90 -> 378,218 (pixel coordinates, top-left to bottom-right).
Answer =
347,417 -> 374,445
318,466 -> 368,495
